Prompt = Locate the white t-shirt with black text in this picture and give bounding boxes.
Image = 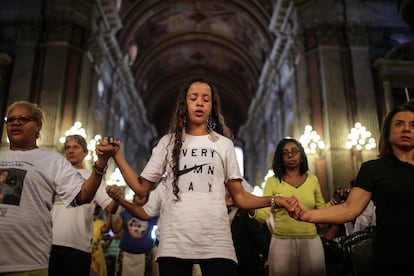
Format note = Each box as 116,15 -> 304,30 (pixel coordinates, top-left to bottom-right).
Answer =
142,132 -> 242,263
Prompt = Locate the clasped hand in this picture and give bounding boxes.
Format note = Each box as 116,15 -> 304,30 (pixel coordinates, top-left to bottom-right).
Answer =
106,185 -> 123,202
283,196 -> 308,221
95,136 -> 120,160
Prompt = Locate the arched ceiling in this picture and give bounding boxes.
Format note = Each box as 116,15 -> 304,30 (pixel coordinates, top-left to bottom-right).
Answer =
117,0 -> 275,136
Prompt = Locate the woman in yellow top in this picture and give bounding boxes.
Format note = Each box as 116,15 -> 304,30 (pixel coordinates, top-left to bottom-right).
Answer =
252,138 -> 333,276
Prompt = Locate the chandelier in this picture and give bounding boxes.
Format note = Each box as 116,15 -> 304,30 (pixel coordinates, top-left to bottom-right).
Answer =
345,122 -> 376,151
299,125 -> 326,155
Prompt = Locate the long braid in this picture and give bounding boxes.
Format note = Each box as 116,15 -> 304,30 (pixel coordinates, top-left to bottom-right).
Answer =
168,81 -> 188,201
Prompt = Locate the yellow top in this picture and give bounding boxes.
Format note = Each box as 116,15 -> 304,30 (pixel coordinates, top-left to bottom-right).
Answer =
254,173 -> 331,238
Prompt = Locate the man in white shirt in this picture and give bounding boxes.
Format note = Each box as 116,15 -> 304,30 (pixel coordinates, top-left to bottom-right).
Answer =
49,135 -> 119,276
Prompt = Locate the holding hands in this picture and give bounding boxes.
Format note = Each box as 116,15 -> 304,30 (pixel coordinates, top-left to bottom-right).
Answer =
106,185 -> 123,202
270,195 -> 308,221
284,196 -> 310,222
95,136 -> 120,161
274,195 -> 299,212
284,188 -> 351,222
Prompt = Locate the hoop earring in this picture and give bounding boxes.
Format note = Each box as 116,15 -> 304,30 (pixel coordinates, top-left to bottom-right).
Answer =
183,116 -> 187,126
207,116 -> 216,131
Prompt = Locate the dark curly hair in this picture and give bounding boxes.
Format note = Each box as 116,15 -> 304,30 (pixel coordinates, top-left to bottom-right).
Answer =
166,78 -> 232,200
272,138 -> 309,182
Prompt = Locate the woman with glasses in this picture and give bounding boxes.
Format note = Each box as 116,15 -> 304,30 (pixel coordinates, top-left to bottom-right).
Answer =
0,101 -> 116,275
250,138 -> 333,276
289,101 -> 414,275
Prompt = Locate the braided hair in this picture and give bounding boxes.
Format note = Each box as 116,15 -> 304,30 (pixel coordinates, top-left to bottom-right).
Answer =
166,78 -> 232,200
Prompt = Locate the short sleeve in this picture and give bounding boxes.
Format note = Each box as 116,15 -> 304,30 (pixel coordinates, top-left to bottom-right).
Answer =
141,135 -> 170,183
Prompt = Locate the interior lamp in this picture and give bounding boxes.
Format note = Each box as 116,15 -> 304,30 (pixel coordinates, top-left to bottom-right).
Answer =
345,122 -> 376,151
299,125 -> 326,155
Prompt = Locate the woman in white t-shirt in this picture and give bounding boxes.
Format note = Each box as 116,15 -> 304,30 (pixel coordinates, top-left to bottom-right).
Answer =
106,78 -> 295,276
0,101 -> 116,275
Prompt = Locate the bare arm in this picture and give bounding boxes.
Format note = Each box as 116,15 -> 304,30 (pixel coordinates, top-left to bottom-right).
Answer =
99,210 -> 113,234
112,142 -> 155,196
298,187 -> 372,224
112,213 -> 123,234
75,167 -> 106,204
353,200 -> 376,232
105,200 -> 119,214
75,138 -> 116,204
106,185 -> 153,221
118,198 -> 153,221
227,179 -> 295,210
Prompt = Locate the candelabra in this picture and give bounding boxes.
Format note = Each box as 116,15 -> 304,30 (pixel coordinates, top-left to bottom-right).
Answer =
299,125 -> 326,156
345,122 -> 376,176
345,122 -> 376,151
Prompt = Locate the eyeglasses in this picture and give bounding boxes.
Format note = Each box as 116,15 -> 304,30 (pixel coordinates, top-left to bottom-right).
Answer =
4,116 -> 37,125
282,148 -> 300,157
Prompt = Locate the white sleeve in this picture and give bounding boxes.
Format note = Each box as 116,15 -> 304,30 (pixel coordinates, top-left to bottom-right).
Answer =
141,135 -> 170,182
53,156 -> 84,207
224,141 -> 242,182
94,180 -> 112,210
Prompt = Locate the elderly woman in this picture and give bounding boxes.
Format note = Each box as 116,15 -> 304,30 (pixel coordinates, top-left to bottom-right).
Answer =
0,101 -> 116,275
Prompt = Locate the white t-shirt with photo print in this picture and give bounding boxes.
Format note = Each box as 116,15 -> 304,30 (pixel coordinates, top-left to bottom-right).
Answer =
0,148 -> 85,273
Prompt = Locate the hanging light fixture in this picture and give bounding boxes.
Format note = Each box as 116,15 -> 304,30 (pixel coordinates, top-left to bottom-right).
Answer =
299,125 -> 326,155
345,122 -> 376,151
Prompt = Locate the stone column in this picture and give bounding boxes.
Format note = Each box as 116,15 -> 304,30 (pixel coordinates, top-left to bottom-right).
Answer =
0,53 -> 13,145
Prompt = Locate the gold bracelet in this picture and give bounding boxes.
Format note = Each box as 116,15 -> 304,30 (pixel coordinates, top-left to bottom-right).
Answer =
93,162 -> 108,175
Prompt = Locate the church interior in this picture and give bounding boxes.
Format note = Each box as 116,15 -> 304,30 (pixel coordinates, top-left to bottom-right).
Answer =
1,0 -> 413,199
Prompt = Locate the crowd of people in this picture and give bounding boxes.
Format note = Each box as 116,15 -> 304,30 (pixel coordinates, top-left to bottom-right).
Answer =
105,78 -> 294,276
0,81 -> 413,276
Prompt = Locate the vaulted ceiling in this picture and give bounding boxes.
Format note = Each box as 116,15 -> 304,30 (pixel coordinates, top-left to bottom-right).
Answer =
116,0 -> 276,136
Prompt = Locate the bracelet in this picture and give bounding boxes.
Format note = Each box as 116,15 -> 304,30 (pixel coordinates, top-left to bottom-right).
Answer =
93,162 -> 108,175
330,199 -> 339,205
270,193 -> 282,209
